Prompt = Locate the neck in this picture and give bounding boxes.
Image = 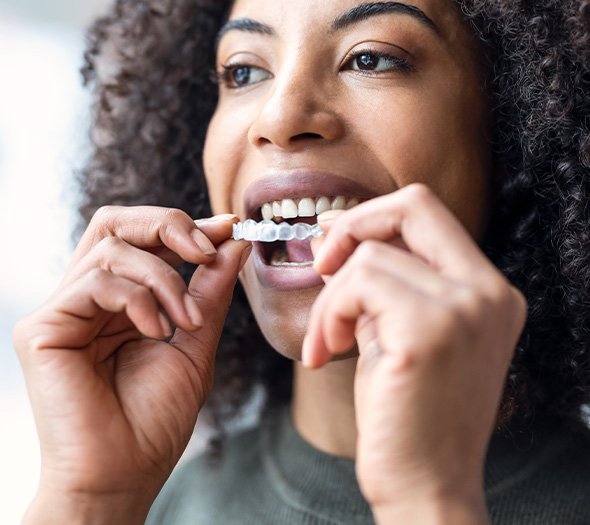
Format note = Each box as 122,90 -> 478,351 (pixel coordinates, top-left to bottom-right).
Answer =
291,358 -> 358,459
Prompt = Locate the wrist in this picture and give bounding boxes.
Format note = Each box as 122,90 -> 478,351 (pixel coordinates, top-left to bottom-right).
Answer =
371,492 -> 489,525
23,487 -> 155,525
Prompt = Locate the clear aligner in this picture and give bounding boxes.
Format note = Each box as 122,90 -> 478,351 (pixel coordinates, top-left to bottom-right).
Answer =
233,220 -> 324,242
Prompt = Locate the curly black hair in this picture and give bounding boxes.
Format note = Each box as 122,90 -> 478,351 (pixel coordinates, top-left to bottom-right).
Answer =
76,0 -> 590,451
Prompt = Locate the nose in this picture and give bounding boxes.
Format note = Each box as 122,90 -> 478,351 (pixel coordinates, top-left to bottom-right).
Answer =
248,65 -> 345,150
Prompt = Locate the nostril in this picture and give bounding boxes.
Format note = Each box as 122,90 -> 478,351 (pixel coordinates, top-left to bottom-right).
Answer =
292,132 -> 322,142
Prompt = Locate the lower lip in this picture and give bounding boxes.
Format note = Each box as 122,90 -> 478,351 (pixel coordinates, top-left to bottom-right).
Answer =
252,242 -> 324,290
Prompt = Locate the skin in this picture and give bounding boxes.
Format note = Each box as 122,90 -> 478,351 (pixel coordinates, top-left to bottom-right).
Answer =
206,0 -> 492,359
13,0 -> 527,524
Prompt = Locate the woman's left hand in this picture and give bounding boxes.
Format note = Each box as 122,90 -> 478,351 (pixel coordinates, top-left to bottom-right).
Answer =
304,183 -> 527,524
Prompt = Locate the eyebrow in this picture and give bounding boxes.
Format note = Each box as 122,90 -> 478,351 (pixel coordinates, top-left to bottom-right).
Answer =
216,18 -> 275,49
216,2 -> 439,50
331,2 -> 440,36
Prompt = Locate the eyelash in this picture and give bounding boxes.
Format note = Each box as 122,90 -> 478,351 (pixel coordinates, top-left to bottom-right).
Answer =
211,64 -> 263,89
212,49 -> 414,89
344,49 -> 414,75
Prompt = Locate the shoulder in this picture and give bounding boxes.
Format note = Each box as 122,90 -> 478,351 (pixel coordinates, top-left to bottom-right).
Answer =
486,422 -> 590,524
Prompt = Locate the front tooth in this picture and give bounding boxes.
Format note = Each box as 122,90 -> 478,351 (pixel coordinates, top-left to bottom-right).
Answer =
316,196 -> 331,215
272,201 -> 282,217
261,202 -> 274,221
298,198 -> 315,217
346,198 -> 359,209
282,199 -> 298,219
332,196 -> 347,210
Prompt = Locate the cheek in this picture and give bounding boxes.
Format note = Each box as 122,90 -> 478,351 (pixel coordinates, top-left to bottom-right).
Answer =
203,110 -> 247,215
352,89 -> 489,236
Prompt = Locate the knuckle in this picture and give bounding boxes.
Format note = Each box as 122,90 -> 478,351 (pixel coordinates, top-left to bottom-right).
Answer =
91,237 -> 125,269
352,240 -> 382,267
163,207 -> 188,224
146,265 -> 184,292
13,312 -> 55,355
386,343 -> 417,372
90,205 -> 119,227
452,286 -> 486,319
159,221 -> 175,242
86,267 -> 110,285
12,317 -> 31,349
337,219 -> 356,244
481,276 -> 527,320
95,235 -> 123,251
128,285 -> 152,305
507,284 -> 529,326
403,182 -> 434,204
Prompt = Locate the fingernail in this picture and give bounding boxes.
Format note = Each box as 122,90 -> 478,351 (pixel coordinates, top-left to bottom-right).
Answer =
158,312 -> 172,338
302,336 -> 313,368
317,210 -> 341,224
239,243 -> 253,270
314,242 -> 328,270
196,214 -> 238,223
191,229 -> 217,256
184,294 -> 203,328
310,237 -> 323,257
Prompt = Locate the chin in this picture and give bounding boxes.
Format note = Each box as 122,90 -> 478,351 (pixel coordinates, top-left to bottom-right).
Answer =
241,263 -> 322,360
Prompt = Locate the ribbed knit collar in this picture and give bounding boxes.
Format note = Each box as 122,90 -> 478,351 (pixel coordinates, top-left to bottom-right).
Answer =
259,407 -> 570,520
484,417 -> 569,499
261,408 -> 374,523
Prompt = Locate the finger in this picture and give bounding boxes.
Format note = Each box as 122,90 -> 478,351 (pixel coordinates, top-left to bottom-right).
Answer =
70,237 -> 202,332
310,236 -> 333,284
313,184 -> 494,285
304,255 -> 431,368
330,240 -> 452,296
170,240 -> 252,368
38,268 -> 170,352
317,209 -> 410,253
71,206 -> 237,270
148,214 -> 240,267
194,214 -> 239,246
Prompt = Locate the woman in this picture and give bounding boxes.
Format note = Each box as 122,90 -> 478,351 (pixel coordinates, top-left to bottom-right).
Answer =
14,0 -> 590,523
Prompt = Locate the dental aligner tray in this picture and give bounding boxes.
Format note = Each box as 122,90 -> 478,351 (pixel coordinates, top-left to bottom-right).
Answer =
233,220 -> 324,242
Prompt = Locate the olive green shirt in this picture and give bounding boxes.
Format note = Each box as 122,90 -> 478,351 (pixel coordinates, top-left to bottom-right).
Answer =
146,408 -> 590,524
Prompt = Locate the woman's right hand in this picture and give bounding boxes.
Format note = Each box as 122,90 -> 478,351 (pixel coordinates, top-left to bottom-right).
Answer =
12,206 -> 251,524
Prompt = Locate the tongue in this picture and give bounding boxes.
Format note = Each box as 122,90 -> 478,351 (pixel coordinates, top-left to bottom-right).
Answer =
285,238 -> 314,263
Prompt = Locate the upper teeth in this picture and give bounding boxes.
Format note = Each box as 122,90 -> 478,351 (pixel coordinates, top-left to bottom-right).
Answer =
260,196 -> 360,221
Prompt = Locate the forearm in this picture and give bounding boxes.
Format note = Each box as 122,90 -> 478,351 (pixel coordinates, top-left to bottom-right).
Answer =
23,489 -> 153,525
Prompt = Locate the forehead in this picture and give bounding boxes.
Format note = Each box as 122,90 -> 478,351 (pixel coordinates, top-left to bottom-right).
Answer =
227,0 -> 464,40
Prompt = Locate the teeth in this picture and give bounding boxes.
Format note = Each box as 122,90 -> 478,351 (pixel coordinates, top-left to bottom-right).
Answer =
298,198 -> 316,217
272,201 -> 282,217
261,203 -> 273,221
281,199 -> 298,219
315,196 -> 331,215
346,198 -> 359,210
258,196 -> 360,222
332,196 -> 346,210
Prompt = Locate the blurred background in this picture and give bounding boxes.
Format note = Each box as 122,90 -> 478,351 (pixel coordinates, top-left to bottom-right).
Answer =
0,0 -> 111,521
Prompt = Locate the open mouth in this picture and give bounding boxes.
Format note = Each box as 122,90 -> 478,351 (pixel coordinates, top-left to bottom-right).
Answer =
252,195 -> 361,267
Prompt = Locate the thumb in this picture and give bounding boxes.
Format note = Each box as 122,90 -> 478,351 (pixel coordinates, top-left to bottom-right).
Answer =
170,239 -> 252,368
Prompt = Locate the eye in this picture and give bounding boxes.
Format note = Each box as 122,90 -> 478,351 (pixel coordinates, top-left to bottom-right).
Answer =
344,50 -> 413,74
217,64 -> 272,89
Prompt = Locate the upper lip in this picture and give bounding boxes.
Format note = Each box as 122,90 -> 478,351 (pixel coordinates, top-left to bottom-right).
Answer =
242,171 -> 381,220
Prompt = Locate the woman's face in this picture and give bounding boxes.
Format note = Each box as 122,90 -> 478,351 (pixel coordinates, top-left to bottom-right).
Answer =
204,0 -> 491,359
